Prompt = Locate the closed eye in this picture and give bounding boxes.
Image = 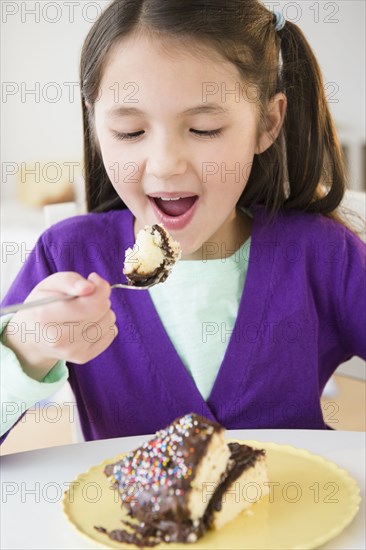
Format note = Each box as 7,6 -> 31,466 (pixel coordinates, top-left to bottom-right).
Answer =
190,128 -> 223,138
111,128 -> 223,141
112,130 -> 144,141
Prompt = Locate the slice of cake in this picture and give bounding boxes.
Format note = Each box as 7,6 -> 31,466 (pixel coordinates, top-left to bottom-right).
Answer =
206,441 -> 269,531
95,414 -> 268,546
123,224 -> 181,286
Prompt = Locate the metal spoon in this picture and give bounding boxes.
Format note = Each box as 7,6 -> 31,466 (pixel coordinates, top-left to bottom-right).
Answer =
0,275 -> 163,316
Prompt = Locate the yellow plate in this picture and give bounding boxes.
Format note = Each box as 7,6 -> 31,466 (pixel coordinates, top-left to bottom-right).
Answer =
63,440 -> 361,549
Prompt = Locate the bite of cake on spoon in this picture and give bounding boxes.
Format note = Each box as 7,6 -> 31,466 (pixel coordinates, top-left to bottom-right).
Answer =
123,224 -> 181,287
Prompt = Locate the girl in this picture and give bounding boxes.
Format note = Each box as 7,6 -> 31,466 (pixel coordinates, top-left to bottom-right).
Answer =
1,0 -> 365,442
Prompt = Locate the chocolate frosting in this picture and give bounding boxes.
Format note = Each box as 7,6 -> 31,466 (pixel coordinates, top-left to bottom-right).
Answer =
203,442 -> 265,519
104,414 -> 222,522
95,414 -> 265,546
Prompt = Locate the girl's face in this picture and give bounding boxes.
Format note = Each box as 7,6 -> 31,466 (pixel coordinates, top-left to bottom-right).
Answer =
93,33 -> 282,259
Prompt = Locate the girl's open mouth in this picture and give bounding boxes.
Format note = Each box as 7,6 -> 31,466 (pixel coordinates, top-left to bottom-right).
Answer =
148,195 -> 199,231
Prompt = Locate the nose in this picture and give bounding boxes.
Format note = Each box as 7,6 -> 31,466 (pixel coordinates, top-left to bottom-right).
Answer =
145,132 -> 187,180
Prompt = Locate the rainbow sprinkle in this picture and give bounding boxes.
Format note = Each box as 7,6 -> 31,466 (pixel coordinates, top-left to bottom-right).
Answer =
111,414 -> 215,513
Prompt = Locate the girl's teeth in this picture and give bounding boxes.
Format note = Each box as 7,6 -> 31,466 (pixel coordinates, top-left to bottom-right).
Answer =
160,197 -> 181,201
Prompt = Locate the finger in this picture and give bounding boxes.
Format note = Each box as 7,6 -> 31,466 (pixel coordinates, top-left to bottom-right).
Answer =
73,275 -> 113,322
88,272 -> 111,299
29,274 -> 111,323
58,302 -> 115,339
79,308 -> 117,343
72,322 -> 118,364
93,308 -> 117,335
32,293 -> 112,325
32,272 -> 96,297
34,309 -> 117,360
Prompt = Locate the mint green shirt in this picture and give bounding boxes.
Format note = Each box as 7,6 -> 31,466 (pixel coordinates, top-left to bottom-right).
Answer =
149,238 -> 251,400
0,314 -> 68,436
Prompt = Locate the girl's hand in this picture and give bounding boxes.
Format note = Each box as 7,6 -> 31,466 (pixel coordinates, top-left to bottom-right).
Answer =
2,272 -> 118,381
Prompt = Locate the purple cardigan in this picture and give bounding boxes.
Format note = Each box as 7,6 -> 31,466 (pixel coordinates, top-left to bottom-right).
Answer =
2,206 -> 365,439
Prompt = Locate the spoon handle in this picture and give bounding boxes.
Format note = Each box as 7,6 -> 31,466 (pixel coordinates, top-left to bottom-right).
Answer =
0,294 -> 76,315
0,284 -> 149,315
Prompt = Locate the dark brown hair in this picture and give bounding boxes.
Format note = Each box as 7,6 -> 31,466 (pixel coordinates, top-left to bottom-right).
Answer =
80,0 -> 347,220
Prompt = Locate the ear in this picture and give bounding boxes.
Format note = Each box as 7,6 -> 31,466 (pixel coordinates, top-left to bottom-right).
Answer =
85,100 -> 92,109
255,92 -> 287,154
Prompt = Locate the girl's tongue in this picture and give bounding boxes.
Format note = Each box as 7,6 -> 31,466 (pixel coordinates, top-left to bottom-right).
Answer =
153,196 -> 197,217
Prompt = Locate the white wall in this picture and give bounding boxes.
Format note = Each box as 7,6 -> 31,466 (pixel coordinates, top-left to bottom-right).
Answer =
1,1 -> 107,200
1,0 -> 365,200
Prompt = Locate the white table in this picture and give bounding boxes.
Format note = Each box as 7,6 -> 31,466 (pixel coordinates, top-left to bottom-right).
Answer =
1,430 -> 365,549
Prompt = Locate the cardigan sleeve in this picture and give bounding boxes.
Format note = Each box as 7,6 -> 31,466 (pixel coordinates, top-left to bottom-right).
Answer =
0,234 -> 69,442
0,313 -> 68,437
336,228 -> 366,360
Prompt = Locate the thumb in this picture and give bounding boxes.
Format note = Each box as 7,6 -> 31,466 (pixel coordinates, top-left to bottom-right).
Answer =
72,277 -> 96,296
36,272 -> 96,297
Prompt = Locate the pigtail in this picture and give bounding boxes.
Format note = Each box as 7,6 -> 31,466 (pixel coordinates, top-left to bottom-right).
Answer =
279,21 -> 347,215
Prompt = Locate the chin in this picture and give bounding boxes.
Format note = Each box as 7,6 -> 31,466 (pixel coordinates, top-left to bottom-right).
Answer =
177,238 -> 207,260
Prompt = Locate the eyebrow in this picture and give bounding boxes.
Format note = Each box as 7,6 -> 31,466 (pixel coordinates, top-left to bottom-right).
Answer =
106,103 -> 229,118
